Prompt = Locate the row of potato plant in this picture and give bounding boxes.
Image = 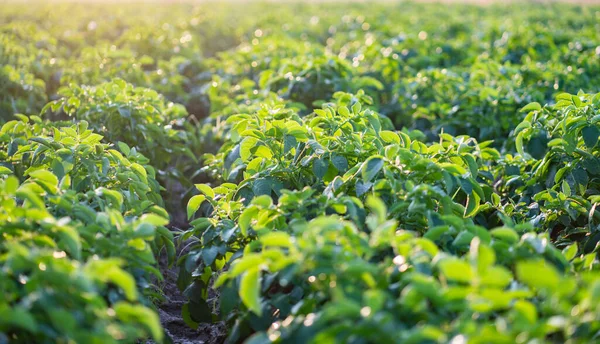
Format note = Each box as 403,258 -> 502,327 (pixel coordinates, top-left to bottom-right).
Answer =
0,116 -> 174,342
181,91 -> 600,342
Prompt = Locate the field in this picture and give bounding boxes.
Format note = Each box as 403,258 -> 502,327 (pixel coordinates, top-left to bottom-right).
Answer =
1,0 -> 600,343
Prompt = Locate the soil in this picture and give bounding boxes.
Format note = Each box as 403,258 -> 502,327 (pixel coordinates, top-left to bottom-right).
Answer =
154,254 -> 227,344
149,152 -> 228,343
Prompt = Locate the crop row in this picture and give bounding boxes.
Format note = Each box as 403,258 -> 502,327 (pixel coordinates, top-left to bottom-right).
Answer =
0,117 -> 173,342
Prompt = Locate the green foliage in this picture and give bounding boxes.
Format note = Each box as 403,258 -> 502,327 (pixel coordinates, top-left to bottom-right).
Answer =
43,79 -> 193,170
0,118 -> 172,342
2,1 -> 600,343
498,92 -> 600,250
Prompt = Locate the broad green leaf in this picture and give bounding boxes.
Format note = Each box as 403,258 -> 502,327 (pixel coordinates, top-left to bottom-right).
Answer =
240,137 -> 259,161
514,120 -> 531,134
29,169 -> 59,187
520,102 -> 541,112
195,184 -> 215,199
260,232 -> 292,247
239,206 -> 259,236
338,106 -> 350,117
4,176 -> 19,194
106,268 -> 138,301
187,195 -> 206,220
130,163 -> 147,181
582,125 -> 600,148
240,268 -> 262,316
313,157 -> 329,179
2,307 -> 38,332
516,260 -> 560,292
526,135 -> 547,160
513,300 -> 538,325
140,213 -> 170,226
252,178 -> 272,196
438,258 -> 473,283
331,154 -> 348,172
361,156 -> 384,182
439,163 -> 467,176
16,187 -> 45,209
480,266 -> 513,288
563,244 -> 578,261
114,303 -> 163,342
96,187 -> 124,207
366,196 -> 386,222
490,227 -> 519,244
379,130 -> 400,144
181,303 -> 199,330
516,132 -> 525,156
464,192 -> 480,217
254,145 -> 273,159
117,141 -> 131,155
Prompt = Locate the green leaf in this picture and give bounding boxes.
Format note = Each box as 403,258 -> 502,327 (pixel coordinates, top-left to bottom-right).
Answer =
114,303 -> 163,342
187,195 -> 206,220
526,135 -> 547,160
338,106 -> 350,117
361,156 -> 384,182
4,176 -> 19,194
520,102 -> 541,112
195,184 -> 215,199
0,166 -> 12,175
16,187 -> 45,209
516,260 -> 560,292
464,192 -> 480,217
227,254 -> 264,279
202,245 -> 220,266
140,213 -> 170,226
106,268 -> 138,301
561,179 -> 571,196
516,132 -> 525,156
491,193 -> 501,207
331,154 -> 348,172
439,163 -> 467,176
283,135 -> 297,154
582,125 -> 600,149
313,157 -> 329,179
438,258 -> 473,283
379,130 -> 400,144
2,307 -> 38,332
260,232 -> 292,247
514,120 -> 531,134
181,303 -> 199,330
252,178 -> 272,196
251,195 -> 273,208
480,266 -> 513,288
239,206 -> 259,236
563,244 -> 578,261
29,169 -> 59,187
117,141 -> 131,156
95,187 -> 124,207
57,225 -> 82,259
240,137 -> 259,161
490,227 -> 519,244
513,300 -> 538,325
366,196 -> 386,222
240,268 -> 262,315
254,145 -> 273,159
130,163 -> 148,183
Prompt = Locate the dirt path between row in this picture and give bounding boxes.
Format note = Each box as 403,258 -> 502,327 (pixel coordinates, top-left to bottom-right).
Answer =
155,254 -> 226,344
